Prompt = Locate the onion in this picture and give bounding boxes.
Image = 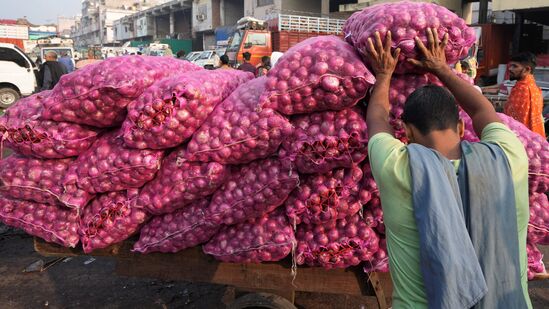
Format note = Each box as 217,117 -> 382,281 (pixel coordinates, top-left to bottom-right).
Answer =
0,155 -> 77,207
527,242 -> 546,280
122,69 -> 253,149
280,108 -> 368,174
80,189 -> 149,253
61,130 -> 164,209
285,166 -> 364,225
363,238 -> 389,273
133,199 -> 218,253
207,157 -> 299,225
41,56 -> 202,127
460,112 -> 549,194
0,195 -> 79,247
137,147 -> 228,215
343,1 -> 476,74
296,213 -> 380,269
0,92 -> 101,159
186,77 -> 293,164
262,36 -> 375,115
203,209 -> 295,263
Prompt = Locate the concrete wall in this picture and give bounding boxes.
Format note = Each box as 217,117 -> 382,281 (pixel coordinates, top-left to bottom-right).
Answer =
155,15 -> 170,39
341,0 -> 463,16
281,0 -> 322,14
244,0 -> 282,20
174,10 -> 192,39
113,20 -> 134,40
193,0 -> 214,32
136,15 -> 154,37
222,0 -> 244,25
493,0 -> 549,11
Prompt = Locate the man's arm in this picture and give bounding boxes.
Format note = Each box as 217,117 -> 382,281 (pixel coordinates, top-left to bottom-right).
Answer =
365,31 -> 401,138
408,28 -> 501,137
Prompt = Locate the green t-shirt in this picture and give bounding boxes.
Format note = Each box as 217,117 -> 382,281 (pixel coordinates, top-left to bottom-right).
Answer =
368,122 -> 531,309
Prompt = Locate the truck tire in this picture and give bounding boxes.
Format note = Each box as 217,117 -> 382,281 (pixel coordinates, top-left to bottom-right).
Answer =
228,293 -> 297,309
0,87 -> 20,108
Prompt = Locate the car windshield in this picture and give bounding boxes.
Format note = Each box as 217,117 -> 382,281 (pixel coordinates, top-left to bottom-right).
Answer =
42,48 -> 72,58
215,48 -> 226,56
189,52 -> 201,61
198,51 -> 212,60
227,31 -> 242,53
185,52 -> 199,61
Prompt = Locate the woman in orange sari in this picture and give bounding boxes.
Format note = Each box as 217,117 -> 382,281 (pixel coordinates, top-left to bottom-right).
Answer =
504,52 -> 546,138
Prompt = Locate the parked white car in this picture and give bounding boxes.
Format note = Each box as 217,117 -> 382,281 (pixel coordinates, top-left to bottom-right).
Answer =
185,51 -> 202,62
0,43 -> 38,108
193,48 -> 226,69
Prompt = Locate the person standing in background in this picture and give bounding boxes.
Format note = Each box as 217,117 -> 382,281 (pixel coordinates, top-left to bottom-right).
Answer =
176,50 -> 186,59
256,56 -> 271,77
58,52 -> 74,73
38,51 -> 67,91
238,52 -> 256,74
218,55 -> 232,69
76,49 -> 101,70
504,52 -> 545,138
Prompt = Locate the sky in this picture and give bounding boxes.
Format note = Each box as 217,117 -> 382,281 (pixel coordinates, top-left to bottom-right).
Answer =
0,0 -> 81,25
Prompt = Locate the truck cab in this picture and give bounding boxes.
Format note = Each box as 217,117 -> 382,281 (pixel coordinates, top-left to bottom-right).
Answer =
226,30 -> 272,67
0,43 -> 38,108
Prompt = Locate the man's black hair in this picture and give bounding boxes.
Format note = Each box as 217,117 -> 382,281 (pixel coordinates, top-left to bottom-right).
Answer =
401,85 -> 459,135
510,52 -> 536,72
242,52 -> 251,61
220,54 -> 230,65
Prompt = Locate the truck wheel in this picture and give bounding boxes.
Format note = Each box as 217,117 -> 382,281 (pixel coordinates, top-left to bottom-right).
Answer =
0,88 -> 20,108
228,293 -> 297,309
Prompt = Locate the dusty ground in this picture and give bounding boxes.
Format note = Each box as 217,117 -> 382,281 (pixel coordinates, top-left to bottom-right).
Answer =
1,229 -> 548,309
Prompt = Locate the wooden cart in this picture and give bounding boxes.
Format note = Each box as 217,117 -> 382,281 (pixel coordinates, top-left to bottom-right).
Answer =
34,238 -> 393,309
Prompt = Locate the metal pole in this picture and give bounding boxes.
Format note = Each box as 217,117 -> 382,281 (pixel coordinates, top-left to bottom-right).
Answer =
478,0 -> 489,24
512,12 -> 522,54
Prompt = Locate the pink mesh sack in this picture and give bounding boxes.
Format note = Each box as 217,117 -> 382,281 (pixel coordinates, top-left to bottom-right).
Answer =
137,148 -> 228,215
80,189 -> 148,253
122,69 -> 253,149
203,209 -> 295,263
280,108 -> 368,174
185,77 -> 293,164
133,199 -> 219,254
0,91 -> 100,159
207,157 -> 299,225
41,56 -> 202,127
0,195 -> 79,247
343,1 -> 476,74
262,36 -> 375,115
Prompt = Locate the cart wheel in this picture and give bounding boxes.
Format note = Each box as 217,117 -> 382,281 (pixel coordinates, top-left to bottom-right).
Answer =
228,292 -> 297,309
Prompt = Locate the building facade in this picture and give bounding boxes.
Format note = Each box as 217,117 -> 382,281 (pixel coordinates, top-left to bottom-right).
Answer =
71,0 -> 170,48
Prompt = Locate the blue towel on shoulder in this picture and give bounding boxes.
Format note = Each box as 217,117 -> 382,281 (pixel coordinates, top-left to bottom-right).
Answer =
408,144 -> 487,309
408,141 -> 527,309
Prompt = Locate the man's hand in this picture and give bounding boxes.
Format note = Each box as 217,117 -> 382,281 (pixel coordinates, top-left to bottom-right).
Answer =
365,31 -> 399,138
366,31 -> 401,78
408,28 -> 501,136
407,28 -> 449,74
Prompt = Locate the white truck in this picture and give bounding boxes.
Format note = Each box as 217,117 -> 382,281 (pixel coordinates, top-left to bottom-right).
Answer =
0,43 -> 38,108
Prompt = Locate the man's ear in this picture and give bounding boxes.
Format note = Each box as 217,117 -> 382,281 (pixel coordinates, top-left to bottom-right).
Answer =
458,119 -> 465,138
404,123 -> 414,143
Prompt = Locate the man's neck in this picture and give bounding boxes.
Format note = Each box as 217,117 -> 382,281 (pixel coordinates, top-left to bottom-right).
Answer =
519,73 -> 532,82
420,131 -> 462,160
